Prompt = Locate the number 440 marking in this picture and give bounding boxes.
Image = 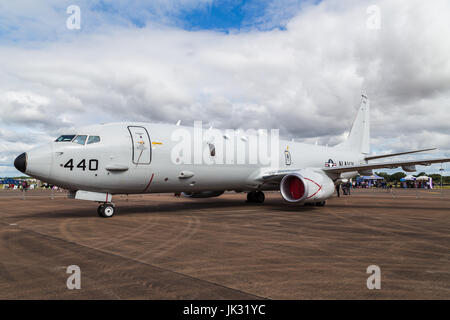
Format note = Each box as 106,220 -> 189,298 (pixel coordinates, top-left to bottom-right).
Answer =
64,159 -> 98,171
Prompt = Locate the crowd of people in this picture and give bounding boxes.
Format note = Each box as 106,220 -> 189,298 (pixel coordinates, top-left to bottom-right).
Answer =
1,180 -> 57,191
335,176 -> 438,197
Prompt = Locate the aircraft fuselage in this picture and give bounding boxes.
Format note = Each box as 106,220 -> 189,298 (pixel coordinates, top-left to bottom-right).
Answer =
23,122 -> 363,195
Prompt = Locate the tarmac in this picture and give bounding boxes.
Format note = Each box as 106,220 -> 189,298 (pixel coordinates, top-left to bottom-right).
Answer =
0,188 -> 449,299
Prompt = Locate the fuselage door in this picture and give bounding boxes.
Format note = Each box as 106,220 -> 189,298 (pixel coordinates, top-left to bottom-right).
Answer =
128,126 -> 151,165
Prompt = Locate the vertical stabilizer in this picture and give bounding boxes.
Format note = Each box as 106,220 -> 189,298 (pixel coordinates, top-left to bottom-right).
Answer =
338,94 -> 370,155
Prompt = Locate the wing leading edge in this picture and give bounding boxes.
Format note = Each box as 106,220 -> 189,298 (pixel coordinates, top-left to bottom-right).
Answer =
364,148 -> 437,161
323,157 -> 450,174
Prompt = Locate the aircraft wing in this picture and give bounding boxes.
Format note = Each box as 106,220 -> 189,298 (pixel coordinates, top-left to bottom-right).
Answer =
364,148 -> 436,161
260,157 -> 450,183
323,157 -> 450,174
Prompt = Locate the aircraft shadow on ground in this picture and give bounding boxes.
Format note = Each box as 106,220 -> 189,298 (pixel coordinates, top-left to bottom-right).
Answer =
15,197 -> 447,219
18,198 -> 318,219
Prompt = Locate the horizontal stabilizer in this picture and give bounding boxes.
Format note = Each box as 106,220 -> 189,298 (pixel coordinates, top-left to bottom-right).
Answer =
365,148 -> 437,161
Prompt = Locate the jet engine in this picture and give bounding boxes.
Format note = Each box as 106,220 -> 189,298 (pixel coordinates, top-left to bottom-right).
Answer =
280,169 -> 335,203
181,191 -> 224,198
402,165 -> 417,172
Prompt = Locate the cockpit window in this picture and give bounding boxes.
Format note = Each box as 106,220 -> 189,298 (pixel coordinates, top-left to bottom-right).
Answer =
72,135 -> 88,145
87,136 -> 101,145
55,135 -> 76,142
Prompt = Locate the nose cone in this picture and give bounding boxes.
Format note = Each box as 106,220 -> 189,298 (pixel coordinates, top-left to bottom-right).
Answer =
14,153 -> 27,173
23,143 -> 53,180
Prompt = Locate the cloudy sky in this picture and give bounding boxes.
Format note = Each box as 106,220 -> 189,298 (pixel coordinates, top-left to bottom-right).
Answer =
1,0 -> 449,177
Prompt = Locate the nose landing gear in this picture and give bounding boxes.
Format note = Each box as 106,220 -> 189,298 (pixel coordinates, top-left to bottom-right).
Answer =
97,203 -> 116,218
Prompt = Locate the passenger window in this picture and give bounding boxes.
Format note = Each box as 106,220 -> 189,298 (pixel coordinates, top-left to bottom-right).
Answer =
87,136 -> 101,144
55,135 -> 76,142
72,135 -> 87,145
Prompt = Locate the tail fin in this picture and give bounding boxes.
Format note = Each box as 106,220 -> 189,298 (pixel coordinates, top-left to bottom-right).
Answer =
338,93 -> 370,155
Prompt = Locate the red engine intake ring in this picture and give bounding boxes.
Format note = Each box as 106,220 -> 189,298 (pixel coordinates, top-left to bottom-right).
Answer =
280,174 -> 309,203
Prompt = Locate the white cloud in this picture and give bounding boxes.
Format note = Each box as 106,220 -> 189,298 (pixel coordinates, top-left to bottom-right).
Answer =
1,0 -> 450,176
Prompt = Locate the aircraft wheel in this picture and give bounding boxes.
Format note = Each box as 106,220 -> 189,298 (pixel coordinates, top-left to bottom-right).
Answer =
97,205 -> 103,217
247,191 -> 265,203
255,191 -> 265,203
315,201 -> 326,207
98,204 -> 115,218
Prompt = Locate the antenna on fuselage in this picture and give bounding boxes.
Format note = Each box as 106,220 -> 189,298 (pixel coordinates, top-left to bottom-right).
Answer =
176,120 -> 181,126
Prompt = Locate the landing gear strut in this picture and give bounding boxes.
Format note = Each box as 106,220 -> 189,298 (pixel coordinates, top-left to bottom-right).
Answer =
246,191 -> 265,203
97,203 -> 116,218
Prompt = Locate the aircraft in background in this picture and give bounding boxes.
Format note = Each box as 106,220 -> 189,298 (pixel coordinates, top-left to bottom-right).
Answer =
14,94 -> 450,217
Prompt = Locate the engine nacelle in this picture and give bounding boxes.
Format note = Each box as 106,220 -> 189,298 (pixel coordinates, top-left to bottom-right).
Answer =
181,191 -> 224,198
358,169 -> 373,176
402,165 -> 417,172
280,169 -> 335,203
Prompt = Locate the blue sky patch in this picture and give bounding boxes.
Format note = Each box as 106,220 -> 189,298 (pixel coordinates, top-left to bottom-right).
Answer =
0,0 -> 317,44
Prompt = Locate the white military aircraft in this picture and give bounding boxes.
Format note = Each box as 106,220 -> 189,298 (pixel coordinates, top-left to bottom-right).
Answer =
14,94 -> 450,217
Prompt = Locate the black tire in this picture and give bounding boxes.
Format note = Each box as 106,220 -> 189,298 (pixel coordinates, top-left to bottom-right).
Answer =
99,204 -> 115,218
247,192 -> 256,202
255,191 -> 265,203
97,205 -> 104,217
315,201 -> 326,207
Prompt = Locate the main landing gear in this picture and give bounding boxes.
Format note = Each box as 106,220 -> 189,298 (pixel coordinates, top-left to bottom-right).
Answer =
304,201 -> 327,207
97,203 -> 116,218
246,191 -> 265,203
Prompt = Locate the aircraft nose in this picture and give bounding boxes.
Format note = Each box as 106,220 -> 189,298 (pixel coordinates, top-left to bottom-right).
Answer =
14,152 -> 27,173
24,143 -> 53,180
